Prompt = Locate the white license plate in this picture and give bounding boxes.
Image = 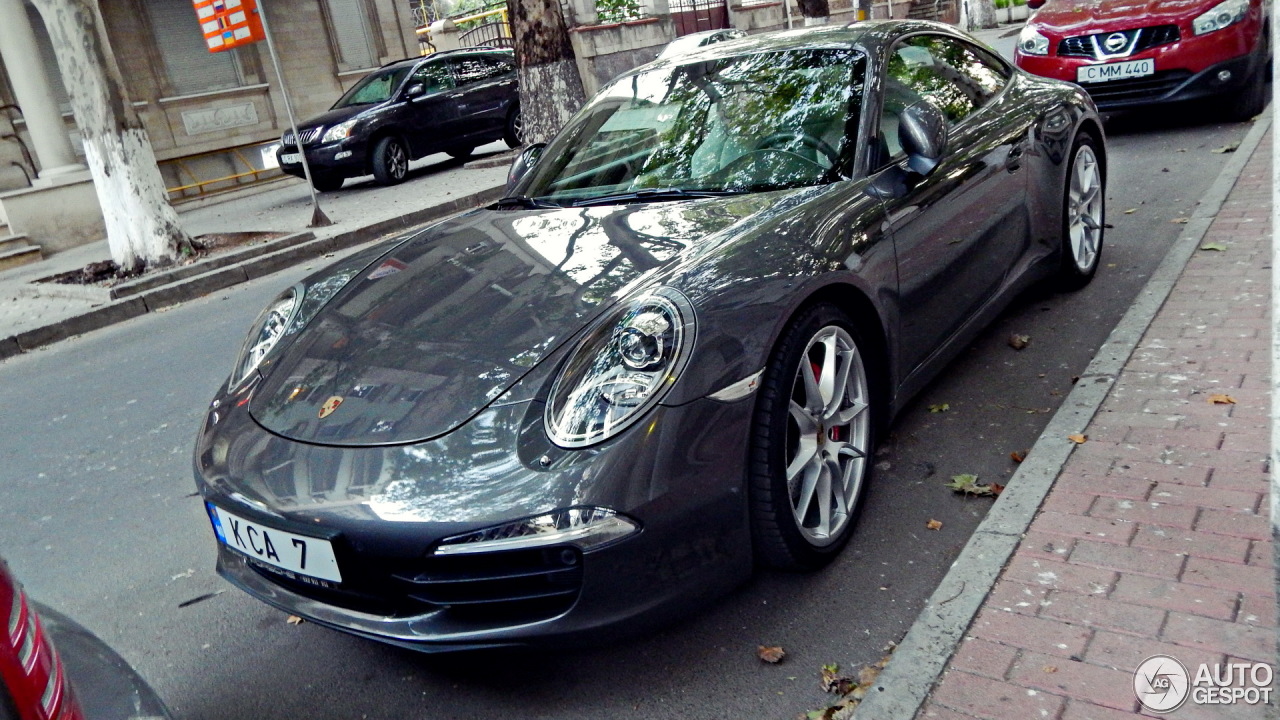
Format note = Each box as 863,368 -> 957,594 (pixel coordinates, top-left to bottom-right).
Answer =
280,152 -> 302,164
209,505 -> 342,583
1077,59 -> 1154,84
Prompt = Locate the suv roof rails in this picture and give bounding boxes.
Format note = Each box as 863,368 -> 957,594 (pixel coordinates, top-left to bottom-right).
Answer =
378,46 -> 512,68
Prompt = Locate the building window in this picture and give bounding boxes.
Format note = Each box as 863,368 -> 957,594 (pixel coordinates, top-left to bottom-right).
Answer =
145,0 -> 247,96
324,0 -> 380,71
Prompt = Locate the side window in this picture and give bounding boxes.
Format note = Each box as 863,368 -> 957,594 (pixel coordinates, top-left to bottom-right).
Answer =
450,56 -> 506,86
875,34 -> 1009,167
411,62 -> 455,94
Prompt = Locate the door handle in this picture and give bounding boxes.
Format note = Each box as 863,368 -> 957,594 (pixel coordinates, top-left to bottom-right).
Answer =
448,92 -> 465,99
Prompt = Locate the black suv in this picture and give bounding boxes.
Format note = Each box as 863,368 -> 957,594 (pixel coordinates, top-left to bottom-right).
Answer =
277,48 -> 522,191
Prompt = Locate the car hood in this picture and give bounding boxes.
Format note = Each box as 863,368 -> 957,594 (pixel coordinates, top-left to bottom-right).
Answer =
1030,0 -> 1209,33
248,195 -> 779,446
299,105 -> 369,134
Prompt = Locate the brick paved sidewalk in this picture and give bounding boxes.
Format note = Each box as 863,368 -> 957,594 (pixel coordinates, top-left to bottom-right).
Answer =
917,133 -> 1274,720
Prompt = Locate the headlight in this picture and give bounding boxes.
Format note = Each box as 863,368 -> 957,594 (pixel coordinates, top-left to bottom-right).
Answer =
433,507 -> 640,555
1194,0 -> 1249,34
1018,26 -> 1050,55
545,290 -> 694,448
228,287 -> 299,389
321,119 -> 357,144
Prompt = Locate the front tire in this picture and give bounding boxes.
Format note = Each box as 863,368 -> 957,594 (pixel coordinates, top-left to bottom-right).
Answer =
1227,65 -> 1267,121
1057,132 -> 1104,290
446,145 -> 475,160
749,304 -> 876,570
371,136 -> 409,186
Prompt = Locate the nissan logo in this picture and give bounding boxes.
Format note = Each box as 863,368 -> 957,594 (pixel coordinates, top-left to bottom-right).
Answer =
1103,32 -> 1129,52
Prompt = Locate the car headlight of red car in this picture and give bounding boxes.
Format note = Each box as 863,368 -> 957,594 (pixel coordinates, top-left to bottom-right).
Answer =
1018,26 -> 1050,55
545,290 -> 694,448
1194,0 -> 1249,34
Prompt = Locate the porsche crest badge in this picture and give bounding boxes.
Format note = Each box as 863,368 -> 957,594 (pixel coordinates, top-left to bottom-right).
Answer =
319,396 -> 344,419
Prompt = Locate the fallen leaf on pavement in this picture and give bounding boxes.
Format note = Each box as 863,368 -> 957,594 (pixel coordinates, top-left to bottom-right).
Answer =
1212,142 -> 1240,154
1010,451 -> 1026,463
1200,242 -> 1228,251
820,664 -> 856,695
286,615 -> 304,625
1123,208 -> 1137,214
990,483 -> 1005,496
1171,217 -> 1189,224
946,474 -> 995,497
1008,334 -> 1030,350
1067,434 -> 1087,444
1043,665 -> 1059,673
926,519 -> 943,530
928,403 -> 950,413
858,665 -> 882,686
758,645 -> 787,663
1208,394 -> 1237,404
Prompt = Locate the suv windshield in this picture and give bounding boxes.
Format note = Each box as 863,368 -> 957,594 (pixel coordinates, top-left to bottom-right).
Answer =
332,66 -> 414,108
519,47 -> 865,205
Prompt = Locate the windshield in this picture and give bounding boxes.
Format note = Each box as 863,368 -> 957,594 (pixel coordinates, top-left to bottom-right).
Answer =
332,66 -> 413,108
518,47 -> 866,205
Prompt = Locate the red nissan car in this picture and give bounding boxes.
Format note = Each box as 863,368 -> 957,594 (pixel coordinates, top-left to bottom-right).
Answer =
1014,0 -> 1270,119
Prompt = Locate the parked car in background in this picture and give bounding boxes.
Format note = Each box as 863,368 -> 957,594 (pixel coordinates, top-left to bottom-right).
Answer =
655,28 -> 748,60
1015,0 -> 1269,119
197,20 -> 1105,652
1,556 -> 172,720
277,47 -> 522,191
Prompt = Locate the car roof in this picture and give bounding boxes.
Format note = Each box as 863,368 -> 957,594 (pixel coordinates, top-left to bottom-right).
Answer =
651,19 -> 972,65
380,46 -> 513,70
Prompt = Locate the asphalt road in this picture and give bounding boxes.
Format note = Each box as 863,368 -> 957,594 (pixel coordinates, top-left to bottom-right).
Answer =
0,95 -> 1257,720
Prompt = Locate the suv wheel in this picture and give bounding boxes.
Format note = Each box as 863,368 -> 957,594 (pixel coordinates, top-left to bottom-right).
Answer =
311,174 -> 344,192
504,106 -> 523,148
372,136 -> 409,186
446,146 -> 475,160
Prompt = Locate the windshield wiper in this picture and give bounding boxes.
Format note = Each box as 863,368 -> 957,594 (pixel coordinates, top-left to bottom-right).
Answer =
570,188 -> 743,207
492,195 -> 562,210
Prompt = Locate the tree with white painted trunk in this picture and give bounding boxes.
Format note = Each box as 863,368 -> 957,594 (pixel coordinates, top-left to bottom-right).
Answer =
505,0 -> 587,144
31,0 -> 193,272
797,0 -> 830,24
959,0 -> 998,31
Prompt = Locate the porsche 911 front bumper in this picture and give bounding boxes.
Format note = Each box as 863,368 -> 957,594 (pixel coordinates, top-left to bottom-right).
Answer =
195,395 -> 756,650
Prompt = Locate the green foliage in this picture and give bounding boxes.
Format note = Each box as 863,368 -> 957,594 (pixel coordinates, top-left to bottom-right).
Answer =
992,0 -> 1027,8
596,0 -> 644,21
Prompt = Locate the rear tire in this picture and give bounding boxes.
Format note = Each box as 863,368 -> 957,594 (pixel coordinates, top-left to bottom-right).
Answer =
749,304 -> 877,570
504,105 -> 524,148
1057,132 -> 1104,290
371,136 -> 409,186
446,146 -> 475,160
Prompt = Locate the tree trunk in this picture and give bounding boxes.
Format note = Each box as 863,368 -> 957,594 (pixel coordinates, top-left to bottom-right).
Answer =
30,0 -> 192,272
796,0 -> 830,24
960,0 -> 997,30
506,0 -> 587,144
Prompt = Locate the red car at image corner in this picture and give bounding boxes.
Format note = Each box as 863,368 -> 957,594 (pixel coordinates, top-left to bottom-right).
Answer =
1,556 -> 172,720
1013,0 -> 1271,120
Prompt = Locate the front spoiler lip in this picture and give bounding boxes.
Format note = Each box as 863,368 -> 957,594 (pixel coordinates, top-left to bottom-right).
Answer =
214,546 -> 551,650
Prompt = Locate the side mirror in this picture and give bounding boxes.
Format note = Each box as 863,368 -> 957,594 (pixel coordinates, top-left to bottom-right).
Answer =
506,142 -> 547,193
405,83 -> 426,99
898,99 -> 947,175
1026,0 -> 1045,8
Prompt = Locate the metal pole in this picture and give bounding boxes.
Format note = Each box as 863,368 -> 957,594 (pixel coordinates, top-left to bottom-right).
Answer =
256,1 -> 332,228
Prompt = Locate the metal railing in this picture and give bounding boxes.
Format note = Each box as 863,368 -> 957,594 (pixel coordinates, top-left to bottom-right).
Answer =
162,141 -> 284,201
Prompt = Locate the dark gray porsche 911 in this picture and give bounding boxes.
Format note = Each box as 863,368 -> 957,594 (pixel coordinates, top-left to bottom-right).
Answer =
194,20 -> 1105,651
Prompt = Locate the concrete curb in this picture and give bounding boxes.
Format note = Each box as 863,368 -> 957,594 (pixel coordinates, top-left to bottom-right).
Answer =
851,111 -> 1274,720
0,184 -> 504,361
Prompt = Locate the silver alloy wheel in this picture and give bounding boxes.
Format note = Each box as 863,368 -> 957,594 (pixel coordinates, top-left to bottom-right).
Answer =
785,325 -> 871,546
387,141 -> 408,180
512,112 -> 523,143
1067,144 -> 1103,273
